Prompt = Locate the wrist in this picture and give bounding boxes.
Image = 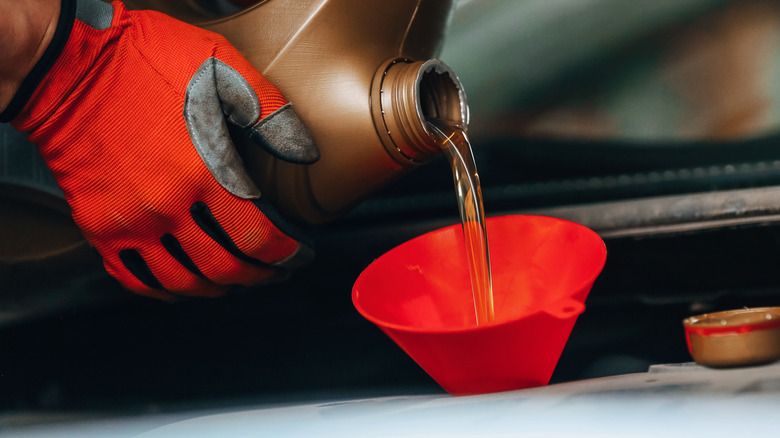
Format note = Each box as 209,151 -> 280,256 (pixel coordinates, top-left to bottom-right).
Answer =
0,0 -> 73,122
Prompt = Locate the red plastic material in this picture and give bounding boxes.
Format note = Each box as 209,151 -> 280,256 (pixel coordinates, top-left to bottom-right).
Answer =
686,319 -> 780,337
352,215 -> 607,396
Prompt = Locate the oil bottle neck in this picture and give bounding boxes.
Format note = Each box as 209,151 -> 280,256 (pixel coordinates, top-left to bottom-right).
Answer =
371,59 -> 469,163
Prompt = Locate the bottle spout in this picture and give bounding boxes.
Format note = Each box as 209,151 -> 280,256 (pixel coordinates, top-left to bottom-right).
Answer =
372,59 -> 469,163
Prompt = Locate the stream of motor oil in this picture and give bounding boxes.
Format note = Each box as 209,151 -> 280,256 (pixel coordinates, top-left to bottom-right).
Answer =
428,122 -> 495,324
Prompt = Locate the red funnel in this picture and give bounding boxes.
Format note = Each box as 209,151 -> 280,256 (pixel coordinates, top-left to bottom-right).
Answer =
352,215 -> 606,395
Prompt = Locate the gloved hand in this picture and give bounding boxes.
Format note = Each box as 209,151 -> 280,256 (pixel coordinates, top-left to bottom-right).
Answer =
0,0 -> 319,299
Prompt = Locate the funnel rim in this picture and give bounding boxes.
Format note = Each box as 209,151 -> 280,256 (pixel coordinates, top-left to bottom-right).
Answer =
353,298 -> 586,335
352,214 -> 607,334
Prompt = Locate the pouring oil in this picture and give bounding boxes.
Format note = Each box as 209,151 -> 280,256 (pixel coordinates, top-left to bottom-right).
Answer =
428,122 -> 495,324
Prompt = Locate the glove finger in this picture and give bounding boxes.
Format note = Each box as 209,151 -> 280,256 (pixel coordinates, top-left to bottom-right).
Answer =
174,219 -> 277,286
184,57 -> 262,200
251,197 -> 315,270
190,200 -> 299,265
105,250 -> 177,300
243,103 -> 320,164
158,234 -> 231,297
117,245 -> 228,298
213,45 -> 286,120
212,47 -> 320,164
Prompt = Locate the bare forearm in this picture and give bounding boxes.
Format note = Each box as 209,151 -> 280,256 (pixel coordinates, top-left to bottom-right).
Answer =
0,0 -> 60,113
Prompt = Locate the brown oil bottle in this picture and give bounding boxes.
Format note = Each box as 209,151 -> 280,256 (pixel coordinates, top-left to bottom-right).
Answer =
127,0 -> 469,224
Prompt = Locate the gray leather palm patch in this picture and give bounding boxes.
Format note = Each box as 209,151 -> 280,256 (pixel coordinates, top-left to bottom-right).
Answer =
184,58 -> 319,199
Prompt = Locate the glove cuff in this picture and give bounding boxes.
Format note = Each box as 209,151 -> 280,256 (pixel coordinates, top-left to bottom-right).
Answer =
0,0 -> 77,123
5,0 -> 122,131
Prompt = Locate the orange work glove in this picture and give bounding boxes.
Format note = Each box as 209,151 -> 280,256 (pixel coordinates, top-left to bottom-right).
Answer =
0,0 -> 320,299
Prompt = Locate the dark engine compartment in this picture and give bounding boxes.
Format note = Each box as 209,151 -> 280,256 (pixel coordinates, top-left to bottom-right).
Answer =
3,0 -> 780,417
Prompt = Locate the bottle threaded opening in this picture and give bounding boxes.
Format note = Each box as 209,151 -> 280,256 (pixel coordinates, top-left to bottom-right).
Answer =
371,58 -> 469,163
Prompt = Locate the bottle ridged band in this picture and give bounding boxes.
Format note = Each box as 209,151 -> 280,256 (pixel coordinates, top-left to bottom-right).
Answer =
370,58 -> 468,164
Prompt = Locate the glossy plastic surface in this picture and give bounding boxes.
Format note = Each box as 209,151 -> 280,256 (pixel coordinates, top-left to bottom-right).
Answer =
684,307 -> 780,368
352,215 -> 607,395
127,0 -> 464,224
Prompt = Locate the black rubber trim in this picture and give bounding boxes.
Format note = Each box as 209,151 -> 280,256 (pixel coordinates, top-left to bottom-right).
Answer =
160,233 -> 206,278
118,249 -> 164,290
0,0 -> 77,123
190,201 -> 274,268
